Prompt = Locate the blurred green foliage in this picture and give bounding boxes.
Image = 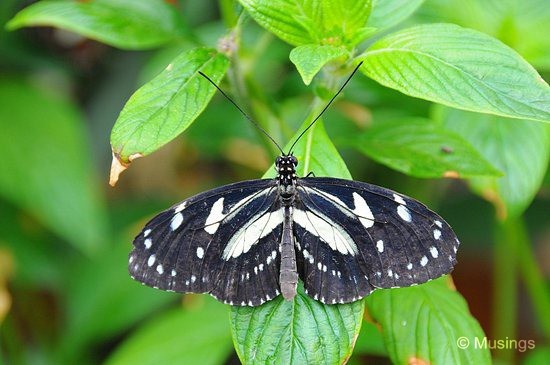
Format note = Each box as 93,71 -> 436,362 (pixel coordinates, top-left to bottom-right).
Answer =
1,0 -> 549,364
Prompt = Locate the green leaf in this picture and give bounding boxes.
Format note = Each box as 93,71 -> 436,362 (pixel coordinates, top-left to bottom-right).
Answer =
435,106 -> 550,219
359,23 -> 550,123
290,45 -> 348,85
60,236 -> 177,363
367,0 -> 425,30
234,118 -> 360,363
231,284 -> 364,364
415,0 -> 550,70
106,299 -> 232,365
366,277 -> 491,365
523,347 -> 550,365
0,79 -> 107,254
238,0 -> 373,47
349,118 -> 502,178
109,48 -> 229,181
352,320 -> 387,356
6,0 -> 187,50
289,119 -> 352,179
263,117 -> 352,179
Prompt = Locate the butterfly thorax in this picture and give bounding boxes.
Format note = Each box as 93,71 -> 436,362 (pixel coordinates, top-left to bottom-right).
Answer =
276,155 -> 298,205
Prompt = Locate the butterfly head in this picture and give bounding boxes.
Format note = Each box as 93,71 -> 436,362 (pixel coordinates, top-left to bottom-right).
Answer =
276,155 -> 298,186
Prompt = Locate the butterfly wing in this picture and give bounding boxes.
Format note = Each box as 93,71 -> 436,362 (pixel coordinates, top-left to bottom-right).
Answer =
294,177 -> 459,304
129,179 -> 284,306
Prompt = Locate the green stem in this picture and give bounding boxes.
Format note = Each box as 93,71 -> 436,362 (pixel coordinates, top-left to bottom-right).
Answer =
218,0 -> 239,28
493,218 -> 518,364
222,17 -> 282,157
514,217 -> 550,341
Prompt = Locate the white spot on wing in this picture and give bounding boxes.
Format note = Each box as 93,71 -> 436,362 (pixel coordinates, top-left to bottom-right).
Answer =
397,205 -> 412,222
143,229 -> 151,237
144,238 -> 152,249
407,263 -> 413,270
393,193 -> 406,205
175,201 -> 187,213
435,220 -> 443,228
196,246 -> 204,259
191,275 -> 196,283
387,269 -> 393,277
352,192 -> 375,228
205,198 -> 225,234
376,240 -> 384,253
171,212 -> 184,231
156,264 -> 163,274
147,255 -> 156,267
171,269 -> 177,277
420,256 -> 428,267
430,246 -> 439,258
433,229 -> 442,240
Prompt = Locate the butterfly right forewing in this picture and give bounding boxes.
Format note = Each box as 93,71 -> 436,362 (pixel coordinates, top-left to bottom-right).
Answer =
293,177 -> 459,304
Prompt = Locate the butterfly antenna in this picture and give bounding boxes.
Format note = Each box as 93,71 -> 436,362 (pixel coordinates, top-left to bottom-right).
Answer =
198,71 -> 285,155
288,61 -> 363,155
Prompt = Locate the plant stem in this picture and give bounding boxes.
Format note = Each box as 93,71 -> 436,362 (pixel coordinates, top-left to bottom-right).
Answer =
493,217 -> 518,364
514,217 -> 550,341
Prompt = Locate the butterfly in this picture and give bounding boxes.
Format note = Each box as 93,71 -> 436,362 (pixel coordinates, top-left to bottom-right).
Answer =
128,63 -> 459,306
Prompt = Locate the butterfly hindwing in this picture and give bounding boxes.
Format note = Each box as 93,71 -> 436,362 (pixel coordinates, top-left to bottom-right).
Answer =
294,177 -> 459,303
129,179 -> 283,306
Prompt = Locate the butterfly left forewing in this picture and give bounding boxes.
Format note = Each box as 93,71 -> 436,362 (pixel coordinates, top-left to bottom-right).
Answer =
295,177 -> 459,303
129,179 -> 283,306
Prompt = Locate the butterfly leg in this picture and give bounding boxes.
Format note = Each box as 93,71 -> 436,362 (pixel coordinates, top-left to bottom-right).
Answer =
279,206 -> 298,300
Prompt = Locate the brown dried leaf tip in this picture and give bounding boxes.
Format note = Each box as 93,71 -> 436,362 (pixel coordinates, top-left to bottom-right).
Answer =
109,151 -> 143,186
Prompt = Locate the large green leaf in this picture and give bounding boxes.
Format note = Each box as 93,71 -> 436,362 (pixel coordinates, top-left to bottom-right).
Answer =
435,106 -> 550,219
233,118 -> 361,364
366,277 -> 491,364
238,0 -> 373,47
349,118 -> 502,178
231,284 -> 364,364
110,48 -> 229,183
290,44 -> 348,85
6,0 -> 187,50
417,0 -> 550,70
106,299 -> 232,365
359,23 -> 550,123
367,0 -> 425,30
0,79 -> 107,254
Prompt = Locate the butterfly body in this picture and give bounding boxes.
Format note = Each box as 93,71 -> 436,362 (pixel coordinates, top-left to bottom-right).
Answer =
129,155 -> 459,306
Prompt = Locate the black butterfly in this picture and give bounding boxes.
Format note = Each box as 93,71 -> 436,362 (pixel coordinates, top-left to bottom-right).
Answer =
128,64 -> 459,306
